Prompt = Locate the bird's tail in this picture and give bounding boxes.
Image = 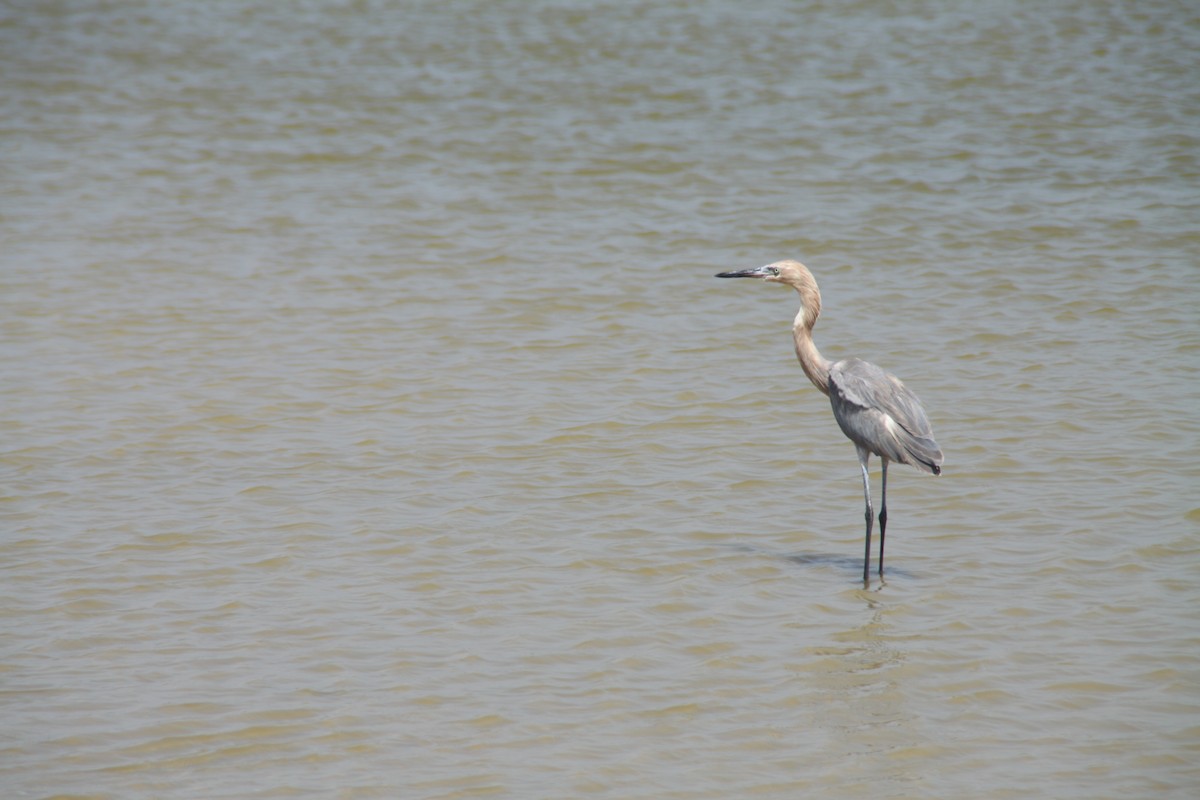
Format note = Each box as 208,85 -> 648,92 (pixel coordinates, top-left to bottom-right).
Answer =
904,435 -> 943,476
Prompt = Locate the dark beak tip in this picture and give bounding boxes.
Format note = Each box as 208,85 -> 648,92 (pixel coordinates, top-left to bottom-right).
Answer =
715,268 -> 762,279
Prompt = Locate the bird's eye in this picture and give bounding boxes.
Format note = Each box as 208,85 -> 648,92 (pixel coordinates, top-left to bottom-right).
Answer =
769,267 -> 780,276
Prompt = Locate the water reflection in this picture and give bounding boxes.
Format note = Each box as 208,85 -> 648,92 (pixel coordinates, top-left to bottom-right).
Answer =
787,591 -> 922,793
725,542 -> 918,582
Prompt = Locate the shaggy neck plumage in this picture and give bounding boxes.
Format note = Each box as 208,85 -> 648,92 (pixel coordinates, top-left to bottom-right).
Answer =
791,286 -> 832,397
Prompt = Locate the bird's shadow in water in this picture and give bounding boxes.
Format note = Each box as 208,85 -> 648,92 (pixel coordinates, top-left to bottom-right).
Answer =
725,543 -> 918,582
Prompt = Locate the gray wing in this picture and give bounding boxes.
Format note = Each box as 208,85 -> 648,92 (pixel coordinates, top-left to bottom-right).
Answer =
828,358 -> 943,474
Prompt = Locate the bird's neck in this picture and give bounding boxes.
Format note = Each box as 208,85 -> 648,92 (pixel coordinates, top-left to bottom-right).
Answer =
793,308 -> 832,396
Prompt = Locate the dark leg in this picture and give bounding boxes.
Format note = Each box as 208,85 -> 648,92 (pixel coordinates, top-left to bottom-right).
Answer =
878,459 -> 889,576
857,447 -> 872,583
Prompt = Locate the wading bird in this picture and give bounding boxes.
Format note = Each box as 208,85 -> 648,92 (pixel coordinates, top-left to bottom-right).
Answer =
715,260 -> 943,582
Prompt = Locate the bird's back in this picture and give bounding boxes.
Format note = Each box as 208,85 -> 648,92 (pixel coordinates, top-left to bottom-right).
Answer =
827,358 -> 943,474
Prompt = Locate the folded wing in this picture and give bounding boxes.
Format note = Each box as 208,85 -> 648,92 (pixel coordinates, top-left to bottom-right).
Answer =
828,358 -> 943,474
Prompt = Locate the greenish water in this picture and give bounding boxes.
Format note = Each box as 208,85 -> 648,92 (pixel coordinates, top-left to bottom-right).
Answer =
3,1 -> 1198,797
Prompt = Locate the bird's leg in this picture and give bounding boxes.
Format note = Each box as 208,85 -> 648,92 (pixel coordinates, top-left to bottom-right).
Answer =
878,459 -> 889,577
857,446 -> 873,583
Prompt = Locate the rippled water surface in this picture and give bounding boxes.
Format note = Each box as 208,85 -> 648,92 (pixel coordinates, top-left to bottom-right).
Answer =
3,1 -> 1199,798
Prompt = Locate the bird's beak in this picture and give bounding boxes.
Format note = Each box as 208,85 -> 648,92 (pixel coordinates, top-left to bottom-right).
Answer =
715,266 -> 772,279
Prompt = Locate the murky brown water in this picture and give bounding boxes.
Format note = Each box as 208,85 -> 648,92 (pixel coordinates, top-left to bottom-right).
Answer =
3,1 -> 1199,797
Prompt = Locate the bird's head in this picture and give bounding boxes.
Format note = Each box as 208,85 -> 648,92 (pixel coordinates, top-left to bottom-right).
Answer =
715,259 -> 823,328
715,259 -> 815,289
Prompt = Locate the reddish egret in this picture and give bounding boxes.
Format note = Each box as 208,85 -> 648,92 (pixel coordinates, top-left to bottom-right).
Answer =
715,259 -> 943,582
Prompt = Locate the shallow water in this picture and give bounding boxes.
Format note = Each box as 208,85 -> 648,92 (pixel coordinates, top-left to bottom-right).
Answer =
3,1 -> 1199,797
